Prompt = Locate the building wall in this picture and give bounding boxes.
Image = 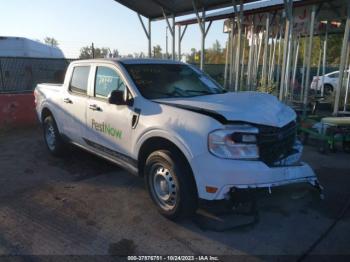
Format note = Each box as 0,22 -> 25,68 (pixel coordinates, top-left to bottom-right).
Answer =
0,92 -> 37,129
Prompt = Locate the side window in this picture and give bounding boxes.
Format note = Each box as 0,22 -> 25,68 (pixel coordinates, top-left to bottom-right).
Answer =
95,66 -> 126,98
69,66 -> 90,95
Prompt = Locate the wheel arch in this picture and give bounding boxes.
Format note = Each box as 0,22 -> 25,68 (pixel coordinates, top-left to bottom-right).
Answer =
323,83 -> 334,92
137,135 -> 194,179
137,135 -> 198,200
41,107 -> 63,134
41,107 -> 53,122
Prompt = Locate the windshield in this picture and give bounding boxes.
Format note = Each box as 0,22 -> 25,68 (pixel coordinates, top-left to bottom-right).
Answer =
123,63 -> 225,99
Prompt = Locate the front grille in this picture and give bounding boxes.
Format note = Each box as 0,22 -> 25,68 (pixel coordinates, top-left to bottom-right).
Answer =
257,121 -> 297,166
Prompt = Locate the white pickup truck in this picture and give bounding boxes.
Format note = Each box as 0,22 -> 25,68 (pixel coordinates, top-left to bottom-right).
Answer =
34,59 -> 321,219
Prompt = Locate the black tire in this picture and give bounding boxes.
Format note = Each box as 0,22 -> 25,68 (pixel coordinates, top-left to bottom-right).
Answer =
324,84 -> 333,95
42,115 -> 65,156
144,150 -> 198,220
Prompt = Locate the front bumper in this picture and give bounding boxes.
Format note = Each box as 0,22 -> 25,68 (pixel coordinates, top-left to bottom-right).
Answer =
190,142 -> 319,200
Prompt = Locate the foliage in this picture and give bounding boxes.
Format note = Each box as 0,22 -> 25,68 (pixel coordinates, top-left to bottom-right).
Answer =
186,40 -> 226,64
153,45 -> 162,58
299,34 -> 343,67
79,46 -> 110,59
257,77 -> 277,94
44,37 -> 59,47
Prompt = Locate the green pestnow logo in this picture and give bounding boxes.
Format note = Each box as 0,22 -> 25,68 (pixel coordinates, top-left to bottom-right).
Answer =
91,119 -> 122,140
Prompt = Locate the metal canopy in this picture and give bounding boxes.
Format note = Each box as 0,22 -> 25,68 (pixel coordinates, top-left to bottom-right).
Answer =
113,0 -> 256,20
175,0 -> 330,25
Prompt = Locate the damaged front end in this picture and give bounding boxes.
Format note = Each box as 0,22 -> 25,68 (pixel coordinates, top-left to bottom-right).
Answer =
220,121 -> 324,200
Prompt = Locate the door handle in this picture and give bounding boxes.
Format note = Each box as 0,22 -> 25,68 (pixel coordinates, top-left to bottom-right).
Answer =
89,104 -> 101,111
63,98 -> 72,104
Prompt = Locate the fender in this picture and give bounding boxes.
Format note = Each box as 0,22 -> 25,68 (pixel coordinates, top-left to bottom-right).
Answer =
134,128 -> 194,163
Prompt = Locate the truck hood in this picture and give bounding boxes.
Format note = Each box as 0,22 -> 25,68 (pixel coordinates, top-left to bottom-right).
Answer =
155,92 -> 296,128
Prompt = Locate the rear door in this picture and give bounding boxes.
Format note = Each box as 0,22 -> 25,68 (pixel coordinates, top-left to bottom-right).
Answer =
60,65 -> 91,144
85,64 -> 134,157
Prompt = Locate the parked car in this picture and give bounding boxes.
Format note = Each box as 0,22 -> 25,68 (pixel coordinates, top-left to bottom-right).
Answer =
310,70 -> 349,94
34,59 -> 320,219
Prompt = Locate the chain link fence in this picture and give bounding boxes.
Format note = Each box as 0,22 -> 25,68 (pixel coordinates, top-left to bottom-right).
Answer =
0,57 -> 75,93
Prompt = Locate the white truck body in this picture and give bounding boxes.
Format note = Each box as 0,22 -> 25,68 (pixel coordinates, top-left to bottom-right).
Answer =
34,59 -> 319,204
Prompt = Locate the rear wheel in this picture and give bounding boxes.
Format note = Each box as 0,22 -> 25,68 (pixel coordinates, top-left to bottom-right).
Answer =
144,150 -> 197,220
43,115 -> 65,156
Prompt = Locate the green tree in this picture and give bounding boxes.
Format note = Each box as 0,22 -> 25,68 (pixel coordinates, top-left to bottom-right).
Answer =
112,49 -> 119,58
44,37 -> 59,47
153,45 -> 162,58
79,46 -> 109,59
206,40 -> 225,64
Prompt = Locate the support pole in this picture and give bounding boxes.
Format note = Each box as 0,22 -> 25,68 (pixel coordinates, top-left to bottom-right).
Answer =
177,26 -> 180,60
255,32 -> 263,89
292,36 -> 300,100
321,22 -> 328,97
267,33 -> 274,87
172,15 -> 175,60
230,10 -> 237,91
279,0 -> 293,100
166,26 -> 169,58
178,25 -> 188,61
148,19 -> 152,58
233,0 -> 243,91
276,26 -> 283,91
315,45 -> 323,93
247,21 -> 254,90
269,34 -> 277,87
262,14 -> 270,90
300,35 -> 308,101
193,1 -> 209,70
284,18 -> 294,101
229,25 -> 236,90
344,50 -> 350,112
200,9 -> 206,70
279,7 -> 291,100
224,35 -> 230,89
137,14 -> 152,58
335,2 -> 350,115
163,10 -> 176,60
240,27 -> 247,89
303,5 -> 316,117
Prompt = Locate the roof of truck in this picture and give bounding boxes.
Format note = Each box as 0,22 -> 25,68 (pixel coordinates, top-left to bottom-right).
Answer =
71,58 -> 184,65
118,58 -> 183,65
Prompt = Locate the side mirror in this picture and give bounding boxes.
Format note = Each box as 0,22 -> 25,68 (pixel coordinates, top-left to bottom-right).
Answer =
108,90 -> 134,106
108,90 -> 126,105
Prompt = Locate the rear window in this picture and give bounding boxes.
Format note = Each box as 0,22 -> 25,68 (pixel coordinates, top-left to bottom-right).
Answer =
69,66 -> 90,95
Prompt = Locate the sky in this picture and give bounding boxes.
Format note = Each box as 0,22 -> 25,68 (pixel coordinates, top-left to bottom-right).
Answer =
0,0 -> 228,58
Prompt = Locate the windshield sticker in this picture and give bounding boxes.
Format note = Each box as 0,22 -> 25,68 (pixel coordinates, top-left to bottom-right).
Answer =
92,119 -> 122,140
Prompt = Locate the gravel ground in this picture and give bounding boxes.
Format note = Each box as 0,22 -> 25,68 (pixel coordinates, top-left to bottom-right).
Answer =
0,127 -> 349,260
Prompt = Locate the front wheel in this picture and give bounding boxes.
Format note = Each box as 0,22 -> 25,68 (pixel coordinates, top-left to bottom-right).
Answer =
144,150 -> 198,220
43,115 -> 65,156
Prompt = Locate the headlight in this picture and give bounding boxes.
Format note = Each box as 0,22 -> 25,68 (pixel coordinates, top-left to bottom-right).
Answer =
208,125 -> 259,159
